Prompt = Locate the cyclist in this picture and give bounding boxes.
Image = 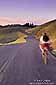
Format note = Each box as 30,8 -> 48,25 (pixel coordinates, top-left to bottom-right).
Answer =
39,33 -> 50,64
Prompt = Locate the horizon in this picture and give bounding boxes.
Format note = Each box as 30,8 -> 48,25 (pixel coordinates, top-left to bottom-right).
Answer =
0,18 -> 56,26
0,0 -> 56,25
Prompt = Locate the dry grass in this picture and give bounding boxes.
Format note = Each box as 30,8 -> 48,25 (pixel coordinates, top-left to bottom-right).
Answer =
0,32 -> 27,45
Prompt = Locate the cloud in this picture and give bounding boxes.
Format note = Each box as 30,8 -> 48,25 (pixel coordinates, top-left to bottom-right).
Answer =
0,17 -> 52,26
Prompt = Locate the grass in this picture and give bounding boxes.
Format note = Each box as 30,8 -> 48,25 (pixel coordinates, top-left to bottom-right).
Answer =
0,25 -> 30,44
0,31 -> 27,45
0,32 -> 19,43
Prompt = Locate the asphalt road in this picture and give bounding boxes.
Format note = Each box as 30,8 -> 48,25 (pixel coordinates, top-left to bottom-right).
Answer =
0,36 -> 56,85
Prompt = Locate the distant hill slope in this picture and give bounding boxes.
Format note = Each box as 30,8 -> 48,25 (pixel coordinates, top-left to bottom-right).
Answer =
0,24 -> 31,43
0,23 -> 36,44
34,19 -> 56,51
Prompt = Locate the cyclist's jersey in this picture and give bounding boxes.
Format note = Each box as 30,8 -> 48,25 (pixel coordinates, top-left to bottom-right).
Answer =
39,36 -> 50,49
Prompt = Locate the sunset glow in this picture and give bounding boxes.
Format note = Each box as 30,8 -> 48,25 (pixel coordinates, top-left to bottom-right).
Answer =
0,17 -> 54,26
0,0 -> 56,25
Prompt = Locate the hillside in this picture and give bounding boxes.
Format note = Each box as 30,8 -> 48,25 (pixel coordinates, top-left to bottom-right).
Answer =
0,24 -> 33,44
33,19 -> 56,51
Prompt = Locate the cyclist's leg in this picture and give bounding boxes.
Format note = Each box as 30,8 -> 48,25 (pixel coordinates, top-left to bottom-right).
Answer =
44,48 -> 48,64
39,45 -> 46,64
40,48 -> 45,63
41,49 -> 47,64
44,51 -> 47,64
41,47 -> 48,64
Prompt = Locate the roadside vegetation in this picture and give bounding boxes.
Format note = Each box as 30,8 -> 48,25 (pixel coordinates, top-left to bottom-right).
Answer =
0,23 -> 35,44
0,32 -> 19,43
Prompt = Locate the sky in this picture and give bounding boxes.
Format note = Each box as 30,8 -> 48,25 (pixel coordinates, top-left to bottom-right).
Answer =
0,0 -> 56,25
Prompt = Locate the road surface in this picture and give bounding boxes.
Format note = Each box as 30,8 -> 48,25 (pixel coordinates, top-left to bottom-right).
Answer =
0,36 -> 56,85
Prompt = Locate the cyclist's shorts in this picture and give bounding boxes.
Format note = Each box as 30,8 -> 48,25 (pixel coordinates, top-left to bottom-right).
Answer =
39,43 -> 49,49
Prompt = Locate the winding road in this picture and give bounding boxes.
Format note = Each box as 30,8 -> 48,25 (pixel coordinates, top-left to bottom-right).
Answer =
0,35 -> 56,85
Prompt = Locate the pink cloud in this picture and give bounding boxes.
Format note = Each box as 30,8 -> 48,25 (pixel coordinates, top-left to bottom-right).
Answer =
0,17 -> 18,25
0,17 -> 52,26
